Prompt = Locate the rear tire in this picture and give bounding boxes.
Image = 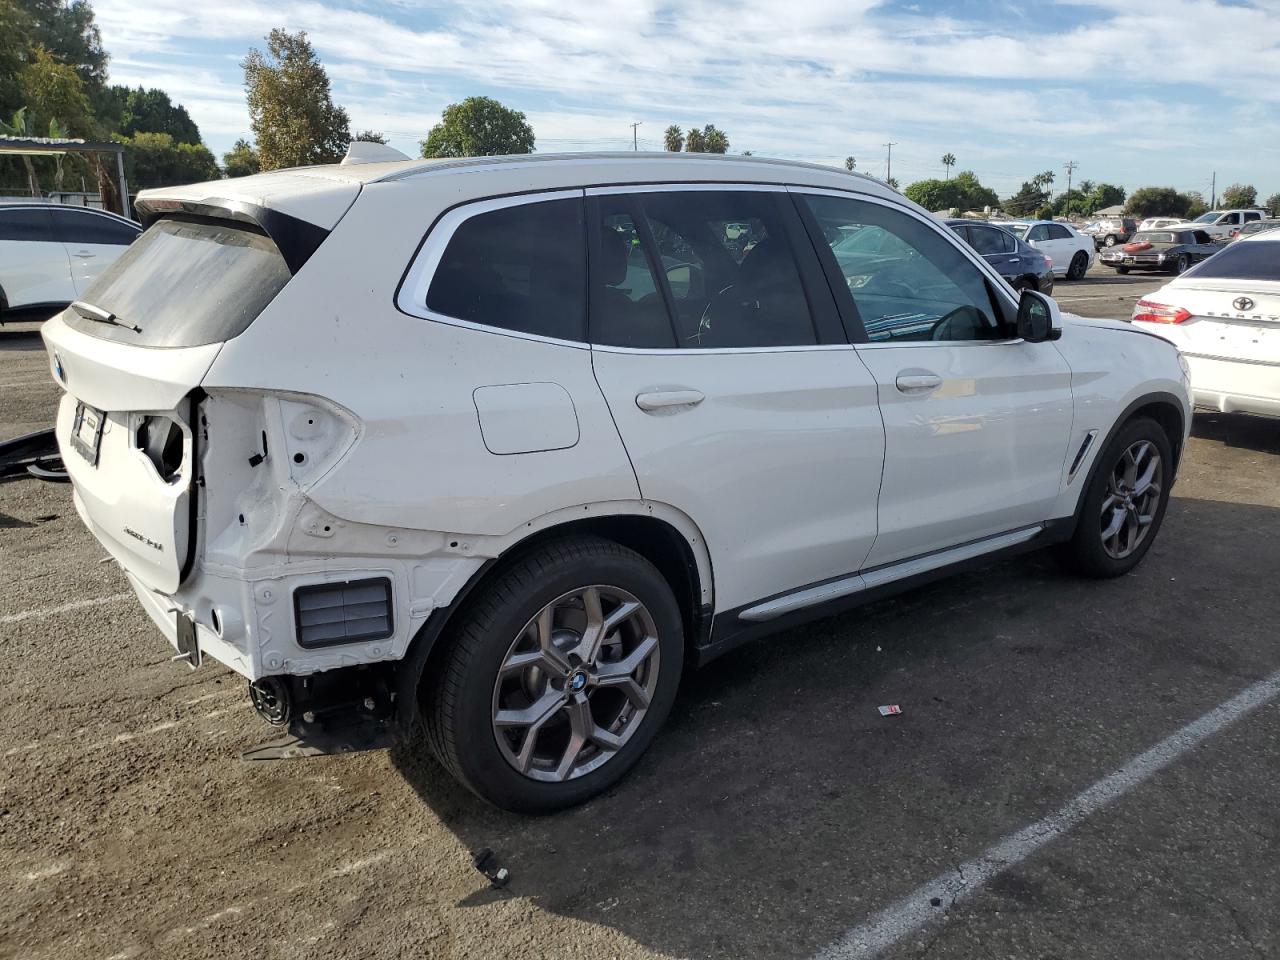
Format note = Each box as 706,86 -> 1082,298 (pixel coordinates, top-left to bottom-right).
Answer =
1056,417 -> 1172,578
423,536 -> 684,813
1067,251 -> 1088,280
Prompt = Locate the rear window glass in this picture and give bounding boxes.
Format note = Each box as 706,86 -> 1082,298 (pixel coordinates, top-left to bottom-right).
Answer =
65,217 -> 291,347
1135,232 -> 1176,244
1184,241 -> 1280,281
426,197 -> 586,342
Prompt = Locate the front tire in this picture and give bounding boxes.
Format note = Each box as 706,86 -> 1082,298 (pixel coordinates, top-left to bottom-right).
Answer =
1175,254 -> 1191,274
1115,266 -> 1130,275
1057,417 -> 1172,578
423,537 -> 684,813
1104,234 -> 1118,247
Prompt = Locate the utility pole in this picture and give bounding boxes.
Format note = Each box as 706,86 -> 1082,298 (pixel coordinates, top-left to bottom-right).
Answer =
1210,171 -> 1216,209
883,142 -> 898,184
1063,160 -> 1079,215
630,122 -> 642,151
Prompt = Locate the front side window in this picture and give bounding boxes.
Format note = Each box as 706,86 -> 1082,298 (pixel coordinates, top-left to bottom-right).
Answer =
0,207 -> 54,242
1047,224 -> 1072,240
1027,224 -> 1050,242
633,190 -> 817,348
49,208 -> 139,245
802,194 -> 1004,343
426,197 -> 586,342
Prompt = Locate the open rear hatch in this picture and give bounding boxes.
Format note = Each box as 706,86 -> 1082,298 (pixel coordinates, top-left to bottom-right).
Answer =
41,212 -> 302,594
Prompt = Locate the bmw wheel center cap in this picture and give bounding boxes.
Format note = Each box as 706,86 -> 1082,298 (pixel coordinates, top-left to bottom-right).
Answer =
569,670 -> 588,693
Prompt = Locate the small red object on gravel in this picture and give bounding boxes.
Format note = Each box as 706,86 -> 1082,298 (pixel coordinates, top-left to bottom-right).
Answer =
878,704 -> 902,717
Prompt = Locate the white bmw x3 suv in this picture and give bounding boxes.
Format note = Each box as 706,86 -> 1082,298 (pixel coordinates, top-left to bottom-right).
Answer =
42,151 -> 1190,811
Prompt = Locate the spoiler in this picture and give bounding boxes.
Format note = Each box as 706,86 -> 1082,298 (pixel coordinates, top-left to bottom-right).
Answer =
133,196 -> 331,275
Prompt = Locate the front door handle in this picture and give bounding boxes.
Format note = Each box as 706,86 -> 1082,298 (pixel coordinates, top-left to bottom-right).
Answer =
75,250 -> 95,258
895,373 -> 942,393
636,389 -> 705,412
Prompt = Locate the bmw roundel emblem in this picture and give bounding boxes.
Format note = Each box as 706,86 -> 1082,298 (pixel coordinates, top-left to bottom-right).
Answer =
569,670 -> 588,693
1233,297 -> 1255,311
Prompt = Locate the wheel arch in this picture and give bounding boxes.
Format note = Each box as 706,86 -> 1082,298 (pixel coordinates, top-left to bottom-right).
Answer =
1067,391 -> 1186,535
392,503 -> 713,732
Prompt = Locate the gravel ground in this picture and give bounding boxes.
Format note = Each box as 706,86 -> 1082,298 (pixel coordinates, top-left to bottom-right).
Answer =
2,283 -> 1278,960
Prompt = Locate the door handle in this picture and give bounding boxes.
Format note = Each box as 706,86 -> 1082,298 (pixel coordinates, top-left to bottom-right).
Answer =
635,390 -> 704,411
1009,256 -> 1020,262
895,373 -> 942,393
75,250 -> 95,258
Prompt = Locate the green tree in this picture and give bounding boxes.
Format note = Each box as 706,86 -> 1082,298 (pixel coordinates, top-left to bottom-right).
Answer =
0,106 -> 41,195
1034,203 -> 1055,221
844,156 -> 855,172
1003,180 -> 1051,217
119,131 -> 218,187
19,45 -> 90,134
420,95 -> 533,158
886,176 -> 899,190
941,152 -> 955,179
354,129 -> 386,143
906,170 -> 998,213
0,1 -> 33,116
1184,193 -> 1208,219
701,124 -> 729,154
243,29 -> 351,170
16,0 -> 107,95
1087,182 -> 1125,213
222,138 -> 260,178
663,124 -> 683,152
1124,187 -> 1191,219
104,85 -> 201,142
1265,193 -> 1280,217
1221,183 -> 1257,208
684,127 -> 706,153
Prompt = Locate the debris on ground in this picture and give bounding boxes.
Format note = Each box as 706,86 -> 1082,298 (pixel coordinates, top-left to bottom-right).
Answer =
471,848 -> 511,888
878,704 -> 902,717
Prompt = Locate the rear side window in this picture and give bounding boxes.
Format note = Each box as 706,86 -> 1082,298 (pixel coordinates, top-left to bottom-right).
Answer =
426,198 -> 586,342
1184,241 -> 1280,281
49,208 -> 139,245
969,226 -> 1013,255
65,217 -> 291,346
0,207 -> 54,242
1046,224 -> 1072,240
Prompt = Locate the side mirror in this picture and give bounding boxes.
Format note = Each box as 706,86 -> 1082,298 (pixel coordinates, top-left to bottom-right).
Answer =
1016,288 -> 1063,342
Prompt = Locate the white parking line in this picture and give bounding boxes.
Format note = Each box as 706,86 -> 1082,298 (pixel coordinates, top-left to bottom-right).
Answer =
0,592 -> 132,626
812,667 -> 1280,960
0,379 -> 55,388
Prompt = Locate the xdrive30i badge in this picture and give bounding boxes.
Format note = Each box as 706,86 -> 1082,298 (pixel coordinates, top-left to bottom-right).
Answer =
123,526 -> 164,552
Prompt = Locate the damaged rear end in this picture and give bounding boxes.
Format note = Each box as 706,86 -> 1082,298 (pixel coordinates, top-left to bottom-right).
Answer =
41,175 -> 396,749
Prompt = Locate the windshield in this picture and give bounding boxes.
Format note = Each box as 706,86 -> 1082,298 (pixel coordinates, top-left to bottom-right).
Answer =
1192,212 -> 1219,223
1184,241 -> 1280,281
63,217 -> 292,347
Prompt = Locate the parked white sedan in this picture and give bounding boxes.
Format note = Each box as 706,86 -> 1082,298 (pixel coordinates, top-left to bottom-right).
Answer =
1004,220 -> 1096,280
0,203 -> 139,322
1133,232 -> 1280,417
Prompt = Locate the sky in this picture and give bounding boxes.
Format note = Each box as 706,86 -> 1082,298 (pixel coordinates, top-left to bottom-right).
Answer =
92,0 -> 1280,200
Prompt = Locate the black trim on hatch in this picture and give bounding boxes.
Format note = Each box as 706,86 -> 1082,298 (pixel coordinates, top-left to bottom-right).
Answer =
134,197 -> 331,275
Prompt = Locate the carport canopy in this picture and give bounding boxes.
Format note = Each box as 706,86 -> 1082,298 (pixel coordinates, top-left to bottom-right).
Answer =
0,135 -> 130,218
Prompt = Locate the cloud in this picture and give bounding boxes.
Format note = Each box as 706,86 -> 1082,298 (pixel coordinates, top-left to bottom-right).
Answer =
91,0 -> 1280,193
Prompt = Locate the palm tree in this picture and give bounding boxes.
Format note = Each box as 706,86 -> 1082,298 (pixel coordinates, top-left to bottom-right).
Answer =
663,124 -> 684,152
0,107 -> 41,198
941,152 -> 956,180
844,156 -> 856,172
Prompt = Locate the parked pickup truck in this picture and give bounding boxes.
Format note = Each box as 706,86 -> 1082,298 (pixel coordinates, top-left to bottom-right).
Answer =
1177,209 -> 1266,240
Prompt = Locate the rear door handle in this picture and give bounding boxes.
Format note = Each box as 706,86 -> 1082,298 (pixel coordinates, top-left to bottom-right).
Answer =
635,390 -> 705,412
75,250 -> 95,258
1008,256 -> 1021,262
895,373 -> 942,393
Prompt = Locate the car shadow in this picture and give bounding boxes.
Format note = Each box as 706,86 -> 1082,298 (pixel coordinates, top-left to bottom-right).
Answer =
1192,413 -> 1280,455
391,495 -> 1280,960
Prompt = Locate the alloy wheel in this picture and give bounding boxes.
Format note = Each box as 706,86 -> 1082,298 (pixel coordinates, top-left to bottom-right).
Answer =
1099,440 -> 1163,560
491,585 -> 660,782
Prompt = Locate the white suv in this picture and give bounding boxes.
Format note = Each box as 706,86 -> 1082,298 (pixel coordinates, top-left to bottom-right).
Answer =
42,152 -> 1190,811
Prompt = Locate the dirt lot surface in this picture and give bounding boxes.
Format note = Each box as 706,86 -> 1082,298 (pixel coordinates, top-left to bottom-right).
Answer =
3,276 -> 1278,960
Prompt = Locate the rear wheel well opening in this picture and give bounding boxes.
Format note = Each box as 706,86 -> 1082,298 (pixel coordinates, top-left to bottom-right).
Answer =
400,514 -> 707,730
